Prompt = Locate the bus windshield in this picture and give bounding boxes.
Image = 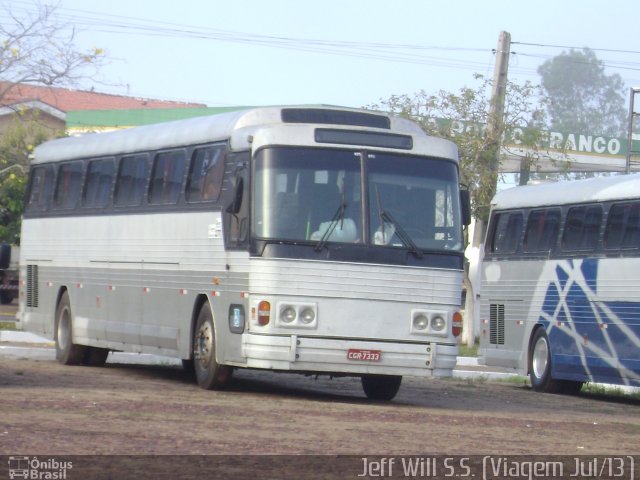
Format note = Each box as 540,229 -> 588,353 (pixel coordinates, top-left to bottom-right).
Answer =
253,147 -> 463,252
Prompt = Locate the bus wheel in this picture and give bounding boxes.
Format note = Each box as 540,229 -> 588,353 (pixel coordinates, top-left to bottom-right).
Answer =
55,291 -> 86,365
529,328 -> 563,393
361,375 -> 402,401
83,347 -> 110,367
192,302 -> 233,390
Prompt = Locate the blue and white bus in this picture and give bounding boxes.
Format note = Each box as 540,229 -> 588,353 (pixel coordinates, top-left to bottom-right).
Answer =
479,174 -> 640,393
18,106 -> 469,400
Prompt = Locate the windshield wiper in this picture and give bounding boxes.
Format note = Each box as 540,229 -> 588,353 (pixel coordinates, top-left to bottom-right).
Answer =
374,184 -> 423,259
380,210 -> 423,259
314,201 -> 347,252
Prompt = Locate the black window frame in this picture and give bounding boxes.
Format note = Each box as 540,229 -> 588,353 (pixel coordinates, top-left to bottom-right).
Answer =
522,208 -> 561,253
148,149 -> 187,205
604,201 -> 640,251
82,157 -> 116,209
487,210 -> 524,254
186,144 -> 226,204
52,161 -> 84,210
114,154 -> 149,208
561,204 -> 603,252
25,165 -> 55,213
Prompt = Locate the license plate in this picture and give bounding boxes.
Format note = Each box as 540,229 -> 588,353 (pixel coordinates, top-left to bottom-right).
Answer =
347,349 -> 381,362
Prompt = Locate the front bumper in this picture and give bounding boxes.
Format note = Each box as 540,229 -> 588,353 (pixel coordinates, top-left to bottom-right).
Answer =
241,333 -> 457,377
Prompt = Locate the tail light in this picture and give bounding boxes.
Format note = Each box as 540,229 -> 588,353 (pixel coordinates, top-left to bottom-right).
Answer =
452,311 -> 463,337
257,301 -> 271,326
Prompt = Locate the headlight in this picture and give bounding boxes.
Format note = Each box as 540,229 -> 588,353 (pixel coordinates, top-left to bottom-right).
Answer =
431,315 -> 446,332
280,306 -> 297,323
413,314 -> 429,330
276,302 -> 317,329
300,308 -> 316,324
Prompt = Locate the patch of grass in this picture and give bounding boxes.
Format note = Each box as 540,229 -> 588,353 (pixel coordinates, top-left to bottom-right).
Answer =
0,321 -> 17,331
495,375 -> 529,385
457,342 -> 478,357
582,383 -> 640,400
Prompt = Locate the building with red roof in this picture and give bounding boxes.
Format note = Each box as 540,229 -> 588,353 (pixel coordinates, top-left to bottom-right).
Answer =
0,82 -> 206,137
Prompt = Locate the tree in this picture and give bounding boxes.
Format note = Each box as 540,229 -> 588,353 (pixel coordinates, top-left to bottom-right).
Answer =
0,110 -> 59,244
369,75 -> 547,221
0,2 -> 106,244
0,3 -> 105,98
538,48 -> 627,137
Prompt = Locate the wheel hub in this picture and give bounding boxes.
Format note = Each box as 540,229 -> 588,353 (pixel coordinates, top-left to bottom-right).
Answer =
195,322 -> 213,368
532,336 -> 549,379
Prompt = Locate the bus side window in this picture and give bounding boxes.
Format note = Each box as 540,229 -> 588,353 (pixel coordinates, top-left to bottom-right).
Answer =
186,146 -> 225,203
605,202 -> 640,249
149,151 -> 186,205
562,205 -> 602,251
53,161 -> 83,210
26,166 -> 54,212
83,158 -> 115,208
114,155 -> 148,207
523,208 -> 561,253
489,212 -> 523,254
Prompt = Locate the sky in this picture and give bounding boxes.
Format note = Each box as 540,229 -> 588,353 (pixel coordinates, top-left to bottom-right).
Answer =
4,0 -> 640,109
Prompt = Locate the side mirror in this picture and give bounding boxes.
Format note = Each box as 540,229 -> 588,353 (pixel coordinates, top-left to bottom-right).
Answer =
0,244 -> 10,270
460,190 -> 471,226
226,175 -> 244,215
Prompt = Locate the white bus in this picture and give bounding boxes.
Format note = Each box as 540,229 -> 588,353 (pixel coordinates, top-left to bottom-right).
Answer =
479,175 -> 640,393
18,106 -> 469,400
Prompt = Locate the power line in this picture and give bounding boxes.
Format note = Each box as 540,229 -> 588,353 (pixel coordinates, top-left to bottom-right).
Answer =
3,1 -> 639,94
2,1 -> 497,72
513,42 -> 640,56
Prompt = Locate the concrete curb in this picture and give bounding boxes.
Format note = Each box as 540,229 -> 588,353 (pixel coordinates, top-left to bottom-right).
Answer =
0,330 -> 52,344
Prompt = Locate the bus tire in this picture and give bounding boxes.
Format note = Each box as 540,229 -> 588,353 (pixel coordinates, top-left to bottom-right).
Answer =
83,347 -> 110,367
55,291 -> 86,365
192,302 -> 233,390
529,328 -> 564,393
361,374 -> 402,401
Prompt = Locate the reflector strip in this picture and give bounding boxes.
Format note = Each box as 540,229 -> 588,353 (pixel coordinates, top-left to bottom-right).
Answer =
77,283 -> 83,289
240,292 -> 249,298
108,285 -> 116,291
211,291 -> 220,297
179,289 -> 188,295
143,287 -> 150,293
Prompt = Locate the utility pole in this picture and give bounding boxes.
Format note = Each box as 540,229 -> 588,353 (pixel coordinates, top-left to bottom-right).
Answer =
625,87 -> 640,174
462,31 -> 511,347
486,30 -> 511,188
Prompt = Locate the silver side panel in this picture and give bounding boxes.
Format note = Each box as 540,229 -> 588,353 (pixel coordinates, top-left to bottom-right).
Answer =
19,212 -> 462,377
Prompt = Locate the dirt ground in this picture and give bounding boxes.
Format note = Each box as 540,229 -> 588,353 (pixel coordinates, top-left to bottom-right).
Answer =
1,352 -> 639,458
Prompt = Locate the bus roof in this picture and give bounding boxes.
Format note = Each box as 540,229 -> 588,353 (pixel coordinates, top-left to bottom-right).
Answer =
492,174 -> 640,210
32,106 -> 431,164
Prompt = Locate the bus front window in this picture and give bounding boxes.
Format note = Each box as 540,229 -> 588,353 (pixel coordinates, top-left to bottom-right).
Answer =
254,147 -> 463,253
367,153 -> 463,252
254,148 -> 362,243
